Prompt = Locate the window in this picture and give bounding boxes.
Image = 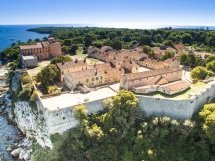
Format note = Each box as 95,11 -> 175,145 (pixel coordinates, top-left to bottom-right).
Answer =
86,79 -> 89,83
92,78 -> 94,81
100,76 -> 103,79
96,77 -> 99,80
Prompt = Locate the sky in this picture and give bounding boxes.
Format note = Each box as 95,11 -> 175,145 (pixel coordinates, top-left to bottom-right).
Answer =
1,0 -> 215,28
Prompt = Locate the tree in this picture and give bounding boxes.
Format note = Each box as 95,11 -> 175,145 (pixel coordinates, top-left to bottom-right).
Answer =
154,34 -> 162,43
163,40 -> 175,48
143,45 -> 155,58
206,60 -> 215,73
191,66 -> 208,80
20,74 -> 32,85
37,64 -> 59,91
199,103 -> 215,144
187,53 -> 197,68
161,51 -> 175,61
139,35 -> 151,46
18,84 -> 33,101
108,39 -> 122,50
70,45 -> 78,54
182,33 -> 192,44
50,55 -> 72,64
180,53 -> 188,65
206,55 -> 215,63
63,39 -> 72,46
105,90 -> 139,133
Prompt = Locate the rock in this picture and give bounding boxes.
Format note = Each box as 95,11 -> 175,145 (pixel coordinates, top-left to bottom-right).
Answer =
0,154 -> 5,161
19,150 -> 29,161
6,145 -> 12,151
11,148 -> 22,157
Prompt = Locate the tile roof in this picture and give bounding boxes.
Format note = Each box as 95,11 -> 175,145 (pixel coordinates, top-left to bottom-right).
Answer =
125,67 -> 182,80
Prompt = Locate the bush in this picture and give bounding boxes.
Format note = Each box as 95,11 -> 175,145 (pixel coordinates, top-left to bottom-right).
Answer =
50,55 -> 72,64
206,60 -> 215,73
48,85 -> 58,94
191,66 -> 208,80
37,64 -> 59,92
20,74 -> 32,85
199,104 -> 215,144
161,51 -> 175,61
18,84 -> 33,101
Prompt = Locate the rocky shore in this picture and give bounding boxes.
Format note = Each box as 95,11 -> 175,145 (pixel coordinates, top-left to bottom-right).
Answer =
0,66 -> 32,161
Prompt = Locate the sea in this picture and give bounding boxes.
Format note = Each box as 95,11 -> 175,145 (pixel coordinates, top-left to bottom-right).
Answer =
0,25 -> 50,52
1,24 -> 215,52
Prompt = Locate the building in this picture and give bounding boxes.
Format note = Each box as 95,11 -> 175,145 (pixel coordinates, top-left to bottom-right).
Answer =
138,58 -> 180,70
20,38 -> 62,60
57,59 -> 89,81
64,63 -> 123,90
21,55 -> 38,68
120,67 -> 190,95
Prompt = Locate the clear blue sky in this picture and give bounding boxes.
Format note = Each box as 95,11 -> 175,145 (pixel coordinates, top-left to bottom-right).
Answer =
1,0 -> 215,28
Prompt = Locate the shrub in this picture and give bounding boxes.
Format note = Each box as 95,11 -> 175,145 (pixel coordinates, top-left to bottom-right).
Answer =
206,60 -> 215,73
50,55 -> 72,64
191,66 -> 208,80
199,104 -> 215,144
37,64 -> 59,92
20,74 -> 32,85
18,84 -> 33,101
48,85 -> 58,94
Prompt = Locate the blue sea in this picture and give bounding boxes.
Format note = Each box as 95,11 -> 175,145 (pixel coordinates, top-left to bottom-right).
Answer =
0,25 -> 50,52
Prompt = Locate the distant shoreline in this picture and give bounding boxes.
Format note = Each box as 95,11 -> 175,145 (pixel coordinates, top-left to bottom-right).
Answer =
1,24 -> 215,30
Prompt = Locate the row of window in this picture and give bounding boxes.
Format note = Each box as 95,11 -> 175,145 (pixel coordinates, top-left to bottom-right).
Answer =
86,76 -> 103,83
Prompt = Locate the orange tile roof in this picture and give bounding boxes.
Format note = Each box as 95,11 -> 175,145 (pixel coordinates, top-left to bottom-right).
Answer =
125,67 -> 182,80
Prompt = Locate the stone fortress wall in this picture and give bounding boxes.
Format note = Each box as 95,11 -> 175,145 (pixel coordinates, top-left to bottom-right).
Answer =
37,80 -> 215,135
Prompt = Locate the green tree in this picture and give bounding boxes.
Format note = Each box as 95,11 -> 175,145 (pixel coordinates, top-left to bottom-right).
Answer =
161,51 -> 175,61
191,66 -> 208,80
143,45 -> 155,58
139,35 -> 151,46
163,40 -> 175,48
18,84 -> 33,101
180,52 -> 188,65
182,33 -> 192,44
70,44 -> 78,54
206,55 -> 215,63
206,60 -> 215,73
63,39 -> 72,46
50,55 -> 72,64
37,64 -> 59,91
199,103 -> 215,144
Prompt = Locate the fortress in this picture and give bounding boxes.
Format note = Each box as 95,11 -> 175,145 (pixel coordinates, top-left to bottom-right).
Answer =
19,44 -> 215,136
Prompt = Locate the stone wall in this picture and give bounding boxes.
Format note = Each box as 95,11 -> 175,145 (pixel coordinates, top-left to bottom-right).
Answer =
37,97 -> 104,135
138,81 -> 215,119
37,81 -> 215,135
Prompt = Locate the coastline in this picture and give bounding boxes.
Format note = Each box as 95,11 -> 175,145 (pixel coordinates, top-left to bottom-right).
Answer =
0,64 -> 32,161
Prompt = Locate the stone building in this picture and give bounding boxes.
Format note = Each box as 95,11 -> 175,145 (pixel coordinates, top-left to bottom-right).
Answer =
21,55 -> 38,68
138,58 -> 180,70
64,63 -> 123,90
120,67 -> 185,92
57,59 -> 89,81
20,38 -> 62,60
